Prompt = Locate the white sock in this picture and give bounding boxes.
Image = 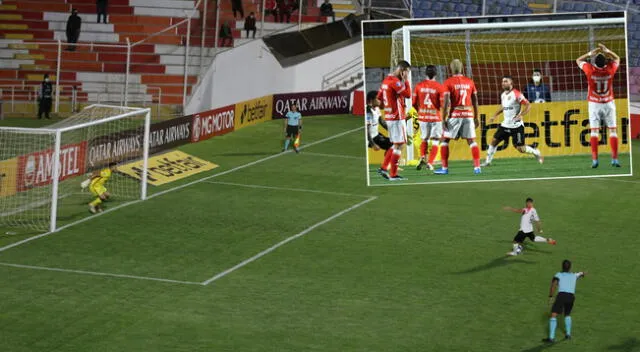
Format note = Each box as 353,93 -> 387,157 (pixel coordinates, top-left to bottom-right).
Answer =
513,243 -> 519,251
534,235 -> 547,243
525,145 -> 539,156
486,144 -> 497,163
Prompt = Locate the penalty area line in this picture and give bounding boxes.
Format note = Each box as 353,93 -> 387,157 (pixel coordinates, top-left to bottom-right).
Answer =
0,126 -> 363,254
201,196 -> 378,285
205,181 -> 372,198
301,152 -> 363,160
0,262 -> 203,286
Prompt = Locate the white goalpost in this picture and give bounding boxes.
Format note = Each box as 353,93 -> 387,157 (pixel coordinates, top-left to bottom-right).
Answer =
390,16 -> 629,169
0,104 -> 151,233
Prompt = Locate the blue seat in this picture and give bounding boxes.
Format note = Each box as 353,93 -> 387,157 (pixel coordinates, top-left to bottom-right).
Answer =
561,2 -> 574,11
467,4 -> 479,13
463,0 -> 473,4
455,3 -> 465,12
508,0 -> 519,7
573,2 -> 586,12
432,2 -> 444,11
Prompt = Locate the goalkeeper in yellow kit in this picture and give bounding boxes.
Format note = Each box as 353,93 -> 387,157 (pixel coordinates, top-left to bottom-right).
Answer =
85,162 -> 117,214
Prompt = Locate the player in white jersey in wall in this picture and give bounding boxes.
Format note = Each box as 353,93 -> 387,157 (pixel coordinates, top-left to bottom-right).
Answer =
504,197 -> 556,256
482,75 -> 543,167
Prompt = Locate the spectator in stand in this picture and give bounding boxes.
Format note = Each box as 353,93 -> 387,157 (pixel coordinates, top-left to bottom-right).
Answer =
244,12 -> 257,39
277,0 -> 291,23
38,74 -> 53,120
524,68 -> 552,103
97,0 -> 108,24
66,8 -> 81,51
320,0 -> 335,22
220,21 -> 233,47
266,0 -> 279,22
231,0 -> 244,19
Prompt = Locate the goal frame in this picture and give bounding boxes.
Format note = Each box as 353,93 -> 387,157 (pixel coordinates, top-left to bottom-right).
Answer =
0,105 -> 151,232
391,16 -> 626,162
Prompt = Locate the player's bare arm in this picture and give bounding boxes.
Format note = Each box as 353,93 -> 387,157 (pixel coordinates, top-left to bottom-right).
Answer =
515,99 -> 531,122
490,105 -> 504,123
503,206 -> 524,214
548,277 -> 559,301
598,43 -> 620,65
441,92 -> 451,125
472,92 -> 479,126
576,47 -> 601,66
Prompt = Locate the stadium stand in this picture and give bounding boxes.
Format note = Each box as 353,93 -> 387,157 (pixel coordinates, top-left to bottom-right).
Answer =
0,0 -> 330,113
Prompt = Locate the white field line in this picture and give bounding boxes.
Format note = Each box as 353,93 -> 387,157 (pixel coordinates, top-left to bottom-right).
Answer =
0,126 -> 363,253
0,193 -> 73,217
201,196 -> 378,285
205,181 -> 372,198
368,172 -> 635,187
0,262 -> 203,286
301,152 -> 363,160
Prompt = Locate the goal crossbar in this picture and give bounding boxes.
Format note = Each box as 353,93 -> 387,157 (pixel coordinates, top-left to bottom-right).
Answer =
391,17 -> 625,36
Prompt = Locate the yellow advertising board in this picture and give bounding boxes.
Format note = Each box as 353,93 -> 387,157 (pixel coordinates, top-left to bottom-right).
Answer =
368,99 -> 631,164
0,158 -> 18,197
118,151 -> 218,186
234,95 -> 274,130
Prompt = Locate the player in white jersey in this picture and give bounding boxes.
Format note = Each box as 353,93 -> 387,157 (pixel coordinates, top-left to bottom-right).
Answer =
482,76 -> 543,167
365,91 -> 392,175
504,197 -> 556,256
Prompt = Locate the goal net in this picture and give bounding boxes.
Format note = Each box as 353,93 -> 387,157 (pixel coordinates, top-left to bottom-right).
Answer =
0,104 -> 151,233
390,16 -> 629,173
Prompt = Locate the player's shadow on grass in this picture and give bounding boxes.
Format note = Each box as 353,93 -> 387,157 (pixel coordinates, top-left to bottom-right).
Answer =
495,240 -> 553,254
520,340 -> 566,352
453,256 -> 536,275
607,337 -> 640,351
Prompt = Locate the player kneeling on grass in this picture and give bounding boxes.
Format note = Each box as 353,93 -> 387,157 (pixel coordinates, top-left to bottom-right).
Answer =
283,103 -> 302,153
83,162 -> 117,214
483,75 -> 543,167
542,259 -> 587,343
504,197 -> 555,256
365,91 -> 393,176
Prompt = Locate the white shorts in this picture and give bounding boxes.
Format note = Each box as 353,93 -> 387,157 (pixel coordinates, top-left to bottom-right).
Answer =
386,119 -> 407,144
443,118 -> 476,140
419,121 -> 443,140
588,101 -> 617,129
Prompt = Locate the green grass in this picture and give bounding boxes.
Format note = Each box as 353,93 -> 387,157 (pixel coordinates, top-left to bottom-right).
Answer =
368,152 -> 632,186
1,115 -> 640,351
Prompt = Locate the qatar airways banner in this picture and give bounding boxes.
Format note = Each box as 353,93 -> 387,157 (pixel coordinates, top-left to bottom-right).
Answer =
272,90 -> 351,118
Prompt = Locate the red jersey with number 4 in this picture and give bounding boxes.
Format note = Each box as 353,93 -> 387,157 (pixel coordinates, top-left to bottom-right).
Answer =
377,75 -> 411,121
412,79 -> 445,122
443,74 -> 477,117
579,61 -> 618,103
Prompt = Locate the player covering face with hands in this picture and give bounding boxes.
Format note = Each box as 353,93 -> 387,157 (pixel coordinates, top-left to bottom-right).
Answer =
376,60 -> 412,181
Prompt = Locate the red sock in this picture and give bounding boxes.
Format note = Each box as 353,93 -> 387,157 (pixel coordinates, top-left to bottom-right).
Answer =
381,148 -> 393,170
590,135 -> 599,160
420,141 -> 427,159
441,144 -> 449,168
610,135 -> 619,159
471,143 -> 480,168
428,144 -> 438,165
389,151 -> 401,177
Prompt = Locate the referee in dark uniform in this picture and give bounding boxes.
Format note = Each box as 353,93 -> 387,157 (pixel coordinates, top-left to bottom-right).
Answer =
543,259 -> 587,343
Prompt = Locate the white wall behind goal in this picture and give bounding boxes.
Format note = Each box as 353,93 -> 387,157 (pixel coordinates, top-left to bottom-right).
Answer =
186,40 -> 362,115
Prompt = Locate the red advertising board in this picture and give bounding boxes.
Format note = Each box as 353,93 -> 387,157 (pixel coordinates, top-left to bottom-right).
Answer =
190,104 -> 235,143
16,142 -> 87,192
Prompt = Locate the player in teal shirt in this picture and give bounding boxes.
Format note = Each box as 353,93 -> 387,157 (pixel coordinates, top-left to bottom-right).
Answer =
283,103 -> 302,153
543,259 -> 587,343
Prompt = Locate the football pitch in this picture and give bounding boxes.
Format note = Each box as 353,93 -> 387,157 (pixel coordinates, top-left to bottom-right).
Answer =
1,115 -> 639,351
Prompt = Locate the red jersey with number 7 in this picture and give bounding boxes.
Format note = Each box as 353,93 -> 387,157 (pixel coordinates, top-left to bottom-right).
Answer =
579,61 -> 618,103
443,74 -> 477,118
412,79 -> 445,122
377,74 -> 411,121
